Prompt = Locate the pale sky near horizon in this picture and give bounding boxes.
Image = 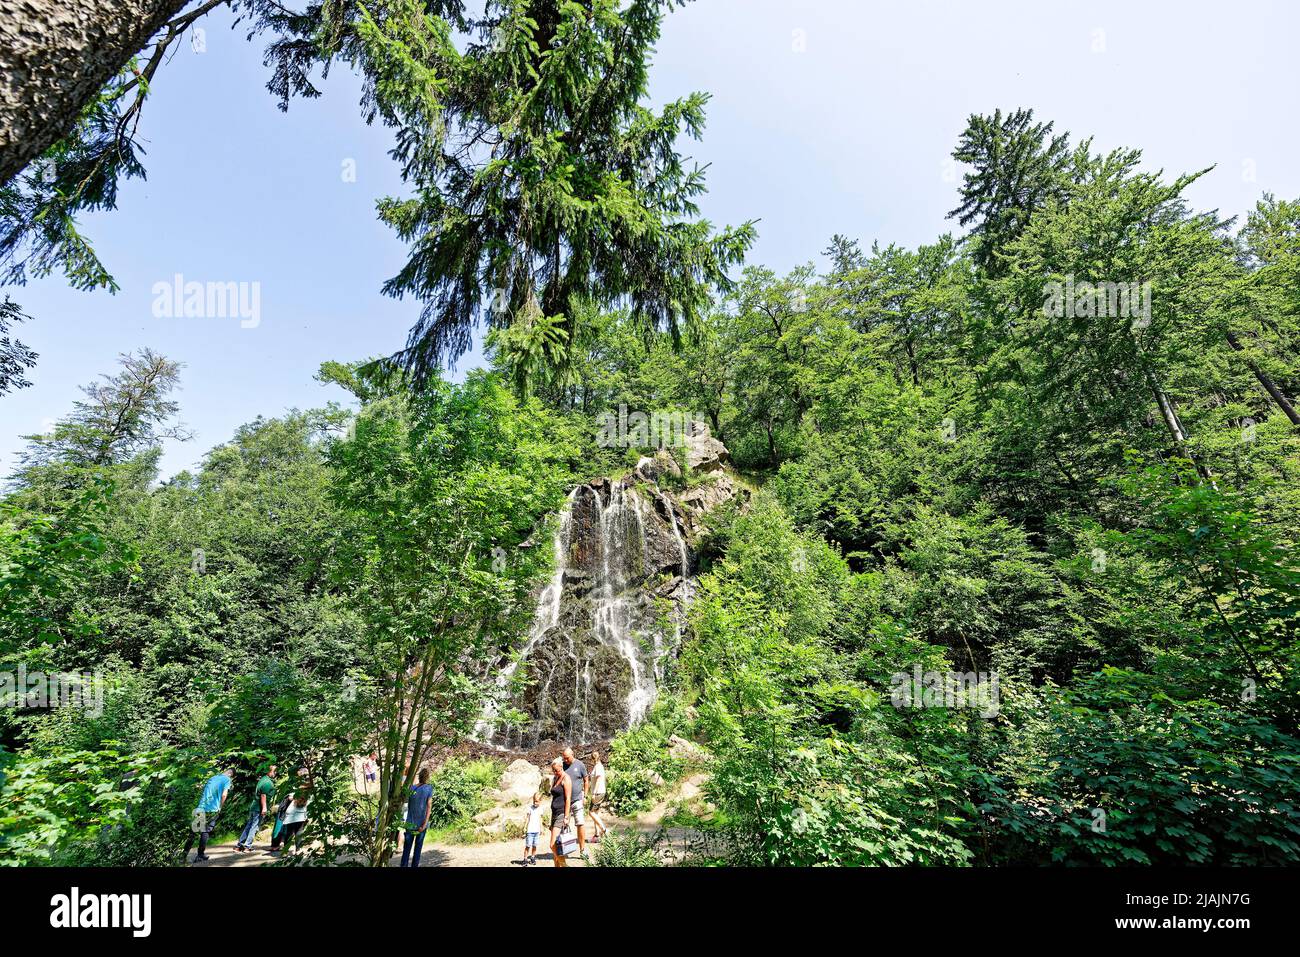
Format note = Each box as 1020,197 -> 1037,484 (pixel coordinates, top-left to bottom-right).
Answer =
2,0 -> 1297,480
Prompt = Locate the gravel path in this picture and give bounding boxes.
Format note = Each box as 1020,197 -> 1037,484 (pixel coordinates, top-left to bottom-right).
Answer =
191,833 -> 591,868
188,764 -> 704,868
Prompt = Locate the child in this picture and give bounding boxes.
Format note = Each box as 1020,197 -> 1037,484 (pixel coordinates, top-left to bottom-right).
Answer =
522,793 -> 544,865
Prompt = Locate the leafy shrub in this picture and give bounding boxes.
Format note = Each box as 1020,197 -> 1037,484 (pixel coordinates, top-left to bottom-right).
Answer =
978,668 -> 1300,865
426,758 -> 500,828
59,776 -> 196,866
704,724 -> 974,866
681,495 -> 976,866
0,745 -> 208,866
605,695 -> 694,814
605,767 -> 660,815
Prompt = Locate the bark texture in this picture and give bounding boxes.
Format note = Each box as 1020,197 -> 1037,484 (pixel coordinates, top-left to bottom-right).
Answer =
0,0 -> 189,185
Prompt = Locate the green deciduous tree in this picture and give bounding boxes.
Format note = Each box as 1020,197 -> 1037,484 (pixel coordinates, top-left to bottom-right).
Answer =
325,367 -> 578,864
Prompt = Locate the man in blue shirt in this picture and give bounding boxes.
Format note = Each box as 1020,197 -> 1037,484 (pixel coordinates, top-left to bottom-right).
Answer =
183,766 -> 234,863
400,767 -> 434,868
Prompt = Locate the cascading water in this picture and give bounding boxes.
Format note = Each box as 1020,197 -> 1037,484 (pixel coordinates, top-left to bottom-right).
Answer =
481,472 -> 709,749
473,490 -> 574,743
595,480 -> 656,725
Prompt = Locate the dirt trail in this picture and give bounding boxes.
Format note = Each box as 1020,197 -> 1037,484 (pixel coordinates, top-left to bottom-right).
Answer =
189,764 -> 706,868
191,831 -> 591,868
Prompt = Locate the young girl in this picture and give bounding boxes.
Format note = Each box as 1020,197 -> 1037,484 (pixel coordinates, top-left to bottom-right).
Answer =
522,793 -> 544,865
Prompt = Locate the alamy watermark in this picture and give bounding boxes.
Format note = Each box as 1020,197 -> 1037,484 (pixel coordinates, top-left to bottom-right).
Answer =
152,274 -> 261,328
1,665 -> 105,718
596,404 -> 704,450
1042,275 -> 1151,330
50,887 -> 151,937
889,665 -> 1000,718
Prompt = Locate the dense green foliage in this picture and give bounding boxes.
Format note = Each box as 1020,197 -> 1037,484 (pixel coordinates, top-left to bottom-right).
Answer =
0,0 -> 1297,867
592,827 -> 660,867
0,354 -> 585,865
3,1 -> 752,397
593,109 -> 1300,866
603,698 -> 691,815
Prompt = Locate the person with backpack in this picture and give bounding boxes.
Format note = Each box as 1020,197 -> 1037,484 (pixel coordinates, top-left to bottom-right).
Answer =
270,771 -> 312,854
236,763 -> 276,852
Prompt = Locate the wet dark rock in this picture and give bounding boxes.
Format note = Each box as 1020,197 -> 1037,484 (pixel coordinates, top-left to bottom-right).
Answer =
482,442 -> 737,749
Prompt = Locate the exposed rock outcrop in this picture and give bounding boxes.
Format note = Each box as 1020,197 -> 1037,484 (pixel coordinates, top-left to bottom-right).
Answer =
667,734 -> 710,765
481,434 -> 741,749
685,422 -> 730,473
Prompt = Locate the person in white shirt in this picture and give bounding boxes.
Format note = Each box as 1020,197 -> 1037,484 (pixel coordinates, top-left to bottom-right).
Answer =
521,793 -> 544,865
271,775 -> 312,853
588,752 -> 608,841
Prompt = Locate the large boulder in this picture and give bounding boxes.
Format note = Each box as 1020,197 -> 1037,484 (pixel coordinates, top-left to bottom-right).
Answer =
497,759 -> 545,805
472,806 -> 518,838
679,473 -> 737,515
635,449 -> 682,483
667,734 -> 709,765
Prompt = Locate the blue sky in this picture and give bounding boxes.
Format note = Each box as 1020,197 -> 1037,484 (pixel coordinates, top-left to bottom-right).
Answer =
3,0 -> 1298,479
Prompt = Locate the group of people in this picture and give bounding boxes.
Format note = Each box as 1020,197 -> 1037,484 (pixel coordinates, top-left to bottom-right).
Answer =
184,745 -> 609,867
399,745 -> 611,868
527,747 -> 608,867
183,763 -> 312,863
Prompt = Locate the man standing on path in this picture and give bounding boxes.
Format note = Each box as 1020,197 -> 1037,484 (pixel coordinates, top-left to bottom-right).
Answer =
182,766 -> 234,863
401,767 -> 434,868
562,747 -> 589,857
236,764 -> 276,852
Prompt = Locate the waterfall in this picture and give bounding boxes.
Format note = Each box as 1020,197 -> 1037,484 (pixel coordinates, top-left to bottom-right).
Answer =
654,487 -> 693,659
475,490 -> 574,744
593,480 -> 655,726
480,470 -> 714,749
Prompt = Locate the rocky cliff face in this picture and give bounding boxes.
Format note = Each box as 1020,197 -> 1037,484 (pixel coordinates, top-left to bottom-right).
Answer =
482,430 -> 738,749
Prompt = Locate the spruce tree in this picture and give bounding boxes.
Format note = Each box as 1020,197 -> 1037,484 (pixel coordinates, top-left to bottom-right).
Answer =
310,0 -> 758,385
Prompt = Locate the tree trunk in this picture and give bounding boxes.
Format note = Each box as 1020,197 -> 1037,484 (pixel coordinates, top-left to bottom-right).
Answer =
1150,378 -> 1217,488
1225,331 -> 1300,427
0,0 -> 189,185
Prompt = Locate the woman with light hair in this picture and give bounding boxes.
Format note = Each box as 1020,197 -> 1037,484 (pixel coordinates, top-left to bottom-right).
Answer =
548,756 -> 572,867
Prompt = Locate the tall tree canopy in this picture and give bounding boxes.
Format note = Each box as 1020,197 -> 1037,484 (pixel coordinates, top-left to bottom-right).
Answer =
1,0 -> 751,397
948,107 -> 1074,277
353,0 -> 757,383
0,298 -> 37,396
